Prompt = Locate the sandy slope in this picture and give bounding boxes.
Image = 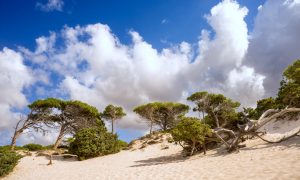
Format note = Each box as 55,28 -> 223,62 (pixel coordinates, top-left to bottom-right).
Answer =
3,136 -> 300,180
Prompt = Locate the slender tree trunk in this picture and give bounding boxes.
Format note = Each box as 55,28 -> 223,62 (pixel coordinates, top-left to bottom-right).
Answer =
150,120 -> 153,134
203,142 -> 206,155
53,125 -> 65,150
211,111 -> 219,128
111,119 -> 114,134
190,140 -> 196,156
11,131 -> 21,150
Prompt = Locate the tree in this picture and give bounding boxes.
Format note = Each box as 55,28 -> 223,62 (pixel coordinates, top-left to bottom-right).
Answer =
152,102 -> 189,131
26,98 -> 103,149
133,103 -> 158,134
277,60 -> 300,107
10,108 -> 55,150
102,104 -> 126,134
187,91 -> 209,119
171,117 -> 212,156
255,97 -> 278,118
187,92 -> 240,129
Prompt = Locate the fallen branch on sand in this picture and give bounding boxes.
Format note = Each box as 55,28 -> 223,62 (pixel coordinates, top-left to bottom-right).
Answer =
214,108 -> 300,152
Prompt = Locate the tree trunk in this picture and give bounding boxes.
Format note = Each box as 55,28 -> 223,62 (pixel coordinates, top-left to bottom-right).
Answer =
53,125 -> 65,150
150,120 -> 153,134
190,140 -> 196,156
211,111 -> 219,128
203,142 -> 206,155
111,119 -> 114,134
11,131 -> 21,150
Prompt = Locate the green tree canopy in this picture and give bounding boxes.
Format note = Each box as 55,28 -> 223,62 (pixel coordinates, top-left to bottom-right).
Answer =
152,102 -> 189,131
27,98 -> 103,149
102,104 -> 126,133
133,103 -> 158,134
187,92 -> 240,129
277,60 -> 300,107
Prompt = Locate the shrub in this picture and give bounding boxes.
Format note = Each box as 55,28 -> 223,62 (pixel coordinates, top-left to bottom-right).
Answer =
0,149 -> 22,177
69,126 -> 120,160
171,117 -> 212,156
23,144 -> 45,151
116,140 -> 128,150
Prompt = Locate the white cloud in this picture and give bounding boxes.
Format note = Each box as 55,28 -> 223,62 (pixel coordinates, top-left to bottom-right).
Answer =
0,48 -> 33,144
245,0 -> 300,97
36,0 -> 64,12
23,0 -> 263,133
2,0 -> 300,145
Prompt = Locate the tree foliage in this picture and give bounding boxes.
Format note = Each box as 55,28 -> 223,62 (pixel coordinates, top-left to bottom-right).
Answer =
152,102 -> 189,131
244,97 -> 278,119
102,104 -> 126,133
133,103 -> 158,134
277,60 -> 300,107
171,117 -> 212,155
11,98 -> 104,150
69,126 -> 120,160
30,98 -> 104,149
187,92 -> 240,129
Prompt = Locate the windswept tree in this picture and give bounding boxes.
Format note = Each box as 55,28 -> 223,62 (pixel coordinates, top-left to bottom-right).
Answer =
133,103 -> 158,134
102,104 -> 126,134
153,102 -> 189,131
187,92 -> 240,129
10,109 -> 54,150
187,91 -> 209,119
23,98 -> 103,149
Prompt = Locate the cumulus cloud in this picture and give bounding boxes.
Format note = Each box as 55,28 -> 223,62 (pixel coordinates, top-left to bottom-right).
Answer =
36,0 -> 64,12
187,0 -> 264,106
0,48 -> 33,144
245,0 -> 300,97
23,0 -> 263,135
1,0 -> 300,145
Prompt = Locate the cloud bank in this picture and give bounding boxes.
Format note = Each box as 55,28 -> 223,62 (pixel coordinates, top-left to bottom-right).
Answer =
1,0 -> 300,145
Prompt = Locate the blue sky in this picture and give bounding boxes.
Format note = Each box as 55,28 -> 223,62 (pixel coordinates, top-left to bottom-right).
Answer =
0,0 -> 264,50
0,0 -> 299,145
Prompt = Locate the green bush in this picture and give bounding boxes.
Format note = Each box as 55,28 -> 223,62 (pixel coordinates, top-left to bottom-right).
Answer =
171,117 -> 212,156
116,140 -> 128,150
0,149 -> 22,177
69,126 -> 120,160
23,144 -> 45,151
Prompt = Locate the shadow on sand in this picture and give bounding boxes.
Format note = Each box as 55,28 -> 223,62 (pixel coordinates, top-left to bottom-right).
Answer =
130,153 -> 188,167
130,136 -> 300,167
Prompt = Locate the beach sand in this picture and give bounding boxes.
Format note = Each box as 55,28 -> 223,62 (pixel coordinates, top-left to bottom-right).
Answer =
3,135 -> 300,180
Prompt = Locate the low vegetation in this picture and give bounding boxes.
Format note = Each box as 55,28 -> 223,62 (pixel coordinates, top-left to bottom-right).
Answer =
68,126 -> 121,160
22,143 -> 45,151
0,149 -> 22,177
171,117 -> 212,155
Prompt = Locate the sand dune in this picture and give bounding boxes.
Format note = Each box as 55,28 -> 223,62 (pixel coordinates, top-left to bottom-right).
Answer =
3,135 -> 300,180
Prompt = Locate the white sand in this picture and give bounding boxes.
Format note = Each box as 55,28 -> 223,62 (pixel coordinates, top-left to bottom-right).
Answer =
3,136 -> 300,180
4,115 -> 300,180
